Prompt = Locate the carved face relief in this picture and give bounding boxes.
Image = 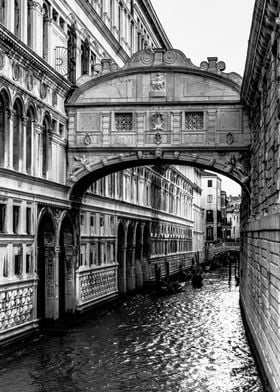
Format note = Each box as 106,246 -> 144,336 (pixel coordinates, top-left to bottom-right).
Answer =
152,112 -> 164,131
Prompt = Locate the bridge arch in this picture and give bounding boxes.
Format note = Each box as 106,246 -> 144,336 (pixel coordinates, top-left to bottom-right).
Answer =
68,152 -> 249,202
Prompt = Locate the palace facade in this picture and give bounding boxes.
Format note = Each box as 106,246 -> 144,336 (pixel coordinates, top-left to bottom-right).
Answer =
0,1 -> 204,344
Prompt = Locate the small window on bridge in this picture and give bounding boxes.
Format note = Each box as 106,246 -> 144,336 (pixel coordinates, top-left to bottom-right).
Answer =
185,112 -> 204,131
208,180 -> 212,187
115,113 -> 133,131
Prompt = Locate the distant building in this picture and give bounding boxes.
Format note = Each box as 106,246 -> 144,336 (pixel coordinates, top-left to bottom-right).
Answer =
201,172 -> 222,243
226,195 -> 241,241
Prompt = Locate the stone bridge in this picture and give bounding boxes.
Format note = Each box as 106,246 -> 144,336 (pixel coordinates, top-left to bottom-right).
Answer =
66,48 -> 251,201
207,242 -> 240,259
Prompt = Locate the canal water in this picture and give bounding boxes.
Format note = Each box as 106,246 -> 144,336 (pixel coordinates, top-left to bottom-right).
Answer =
0,268 -> 264,392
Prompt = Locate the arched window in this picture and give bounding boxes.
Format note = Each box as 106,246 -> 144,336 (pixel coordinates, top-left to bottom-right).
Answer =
42,116 -> 50,177
26,107 -> 34,174
13,99 -> 23,171
0,0 -> 6,25
14,0 -> 20,38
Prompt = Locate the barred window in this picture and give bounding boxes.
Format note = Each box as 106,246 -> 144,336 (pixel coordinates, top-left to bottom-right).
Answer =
185,112 -> 204,130
115,113 -> 133,131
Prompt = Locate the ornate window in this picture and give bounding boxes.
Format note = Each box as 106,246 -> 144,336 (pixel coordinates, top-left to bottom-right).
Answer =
185,112 -> 204,130
115,113 -> 133,131
81,39 -> 90,75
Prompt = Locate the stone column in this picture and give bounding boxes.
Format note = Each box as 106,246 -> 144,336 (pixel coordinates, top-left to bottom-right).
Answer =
8,110 -> 14,170
21,0 -> 28,44
6,0 -> 15,33
29,1 -> 43,56
76,35 -> 82,80
33,122 -> 42,177
118,244 -> 127,294
112,0 -> 119,38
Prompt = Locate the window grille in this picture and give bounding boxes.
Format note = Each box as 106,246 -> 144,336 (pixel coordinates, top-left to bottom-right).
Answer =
185,112 -> 204,130
115,113 -> 133,131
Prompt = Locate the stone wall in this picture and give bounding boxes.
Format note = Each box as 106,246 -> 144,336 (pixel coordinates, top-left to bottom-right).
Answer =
240,1 -> 280,389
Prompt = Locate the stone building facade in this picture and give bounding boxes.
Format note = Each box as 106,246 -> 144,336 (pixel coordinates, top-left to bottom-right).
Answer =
0,0 -> 204,344
240,0 -> 280,390
201,172 -> 222,243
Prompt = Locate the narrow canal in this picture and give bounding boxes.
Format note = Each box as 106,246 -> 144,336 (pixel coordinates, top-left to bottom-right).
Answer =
0,268 -> 264,392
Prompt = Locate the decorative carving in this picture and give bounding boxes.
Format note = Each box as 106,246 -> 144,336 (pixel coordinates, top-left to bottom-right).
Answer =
226,132 -> 234,145
52,90 -> 57,106
12,62 -> 21,81
152,112 -> 164,131
0,51 -> 5,70
26,71 -> 34,91
44,232 -> 55,247
200,57 -> 226,73
80,268 -> 117,303
209,158 -> 216,166
0,286 -> 34,330
150,73 -> 166,96
40,81 -> 48,99
174,151 -> 180,159
137,151 -> 143,160
155,148 -> 162,159
154,132 -> 162,145
84,133 -> 92,145
163,50 -> 178,64
74,155 -> 91,171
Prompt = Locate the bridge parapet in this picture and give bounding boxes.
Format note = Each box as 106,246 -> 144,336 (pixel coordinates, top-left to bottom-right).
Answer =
208,242 -> 240,258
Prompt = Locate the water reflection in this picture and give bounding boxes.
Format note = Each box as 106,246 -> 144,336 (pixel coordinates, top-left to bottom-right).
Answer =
0,268 -> 264,392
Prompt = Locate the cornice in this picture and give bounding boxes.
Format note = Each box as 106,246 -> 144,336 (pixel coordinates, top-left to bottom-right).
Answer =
136,0 -> 172,49
0,24 -> 73,93
241,0 -> 279,106
74,0 -> 130,64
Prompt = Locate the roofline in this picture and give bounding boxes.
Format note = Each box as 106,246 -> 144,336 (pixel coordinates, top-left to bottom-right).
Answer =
241,0 -> 279,105
138,0 -> 173,49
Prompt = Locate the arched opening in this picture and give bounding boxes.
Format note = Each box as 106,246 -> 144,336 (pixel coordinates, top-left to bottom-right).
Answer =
59,215 -> 75,318
0,90 -> 9,167
126,224 -> 134,292
13,98 -> 23,171
26,106 -> 34,175
135,223 -> 143,290
117,222 -> 125,293
37,211 -> 55,322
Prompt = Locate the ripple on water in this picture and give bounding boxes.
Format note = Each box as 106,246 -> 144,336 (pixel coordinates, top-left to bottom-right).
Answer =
0,268 -> 264,392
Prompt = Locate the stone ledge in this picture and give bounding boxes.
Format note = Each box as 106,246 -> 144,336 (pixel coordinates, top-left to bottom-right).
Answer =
244,212 -> 280,232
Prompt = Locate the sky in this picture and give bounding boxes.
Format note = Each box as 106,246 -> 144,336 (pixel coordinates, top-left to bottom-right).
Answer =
151,0 -> 255,195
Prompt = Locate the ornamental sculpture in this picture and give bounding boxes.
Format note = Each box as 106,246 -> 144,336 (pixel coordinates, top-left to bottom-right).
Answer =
150,73 -> 166,97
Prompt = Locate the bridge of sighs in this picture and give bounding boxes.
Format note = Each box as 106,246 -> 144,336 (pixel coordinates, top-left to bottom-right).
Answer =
66,48 -> 251,201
